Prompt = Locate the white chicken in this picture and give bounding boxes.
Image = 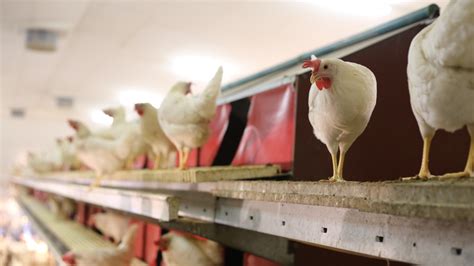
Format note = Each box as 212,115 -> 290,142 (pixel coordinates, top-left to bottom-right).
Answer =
89,212 -> 130,244
134,103 -> 176,169
303,56 -> 377,181
47,194 -> 76,219
407,0 -> 474,179
159,232 -> 224,266
26,140 -> 64,173
68,119 -> 134,185
99,106 -> 149,169
62,224 -> 138,266
59,137 -> 82,171
159,67 -> 223,169
104,106 -> 126,127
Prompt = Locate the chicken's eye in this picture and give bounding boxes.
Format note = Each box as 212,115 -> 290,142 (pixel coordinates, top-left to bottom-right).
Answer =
323,65 -> 328,70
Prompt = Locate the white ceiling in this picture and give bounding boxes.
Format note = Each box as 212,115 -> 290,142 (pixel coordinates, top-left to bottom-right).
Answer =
1,0 -> 448,127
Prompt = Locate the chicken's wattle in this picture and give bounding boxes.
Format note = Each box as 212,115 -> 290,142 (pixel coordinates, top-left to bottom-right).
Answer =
316,77 -> 332,90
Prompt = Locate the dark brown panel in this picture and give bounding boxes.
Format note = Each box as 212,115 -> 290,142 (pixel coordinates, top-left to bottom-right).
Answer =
294,243 -> 410,266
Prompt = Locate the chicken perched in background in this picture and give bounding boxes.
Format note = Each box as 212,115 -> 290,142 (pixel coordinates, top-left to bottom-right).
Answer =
68,120 -> 92,139
104,106 -> 126,127
68,119 -> 135,185
303,56 -> 377,181
101,106 -> 149,168
47,194 -> 76,219
62,224 -> 138,266
59,136 -> 82,171
26,152 -> 57,174
407,0 -> 474,180
159,231 -> 224,266
135,103 -> 176,169
159,67 -> 223,169
89,212 -> 130,244
26,139 -> 65,173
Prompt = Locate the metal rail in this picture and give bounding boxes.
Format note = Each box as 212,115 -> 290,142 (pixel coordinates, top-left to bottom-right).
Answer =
12,176 -> 474,265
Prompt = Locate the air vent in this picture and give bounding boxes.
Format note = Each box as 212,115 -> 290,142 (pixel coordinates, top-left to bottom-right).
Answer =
10,108 -> 25,118
56,96 -> 74,108
26,28 -> 57,51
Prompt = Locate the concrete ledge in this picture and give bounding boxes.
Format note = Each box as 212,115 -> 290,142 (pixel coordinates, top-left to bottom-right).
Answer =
32,165 -> 281,183
214,178 -> 474,222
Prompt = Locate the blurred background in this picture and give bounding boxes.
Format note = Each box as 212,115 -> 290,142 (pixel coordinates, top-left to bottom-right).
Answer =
0,0 -> 448,179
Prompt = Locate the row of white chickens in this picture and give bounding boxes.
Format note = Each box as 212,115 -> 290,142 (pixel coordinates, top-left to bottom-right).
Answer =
22,0 -> 474,182
41,194 -> 224,266
24,67 -> 224,181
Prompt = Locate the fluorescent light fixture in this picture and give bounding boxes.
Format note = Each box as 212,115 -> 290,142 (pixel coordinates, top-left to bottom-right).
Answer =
90,109 -> 112,126
171,55 -> 234,82
118,88 -> 164,110
312,0 -> 393,17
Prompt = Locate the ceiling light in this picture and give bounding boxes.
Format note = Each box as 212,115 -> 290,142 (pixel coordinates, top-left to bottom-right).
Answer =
312,0 -> 393,17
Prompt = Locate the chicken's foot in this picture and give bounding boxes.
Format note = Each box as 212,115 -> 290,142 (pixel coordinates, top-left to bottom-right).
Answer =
89,175 -> 104,190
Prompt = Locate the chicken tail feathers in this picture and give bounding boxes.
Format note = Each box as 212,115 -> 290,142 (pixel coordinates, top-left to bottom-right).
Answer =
194,66 -> 223,119
200,66 -> 223,103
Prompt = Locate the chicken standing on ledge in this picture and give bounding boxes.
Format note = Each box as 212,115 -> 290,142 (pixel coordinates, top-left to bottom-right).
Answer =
47,194 -> 76,219
68,119 -> 134,186
159,67 -> 223,169
407,0 -> 474,180
101,106 -> 149,169
135,103 -> 176,169
303,56 -> 377,181
62,224 -> 138,266
104,106 -> 126,127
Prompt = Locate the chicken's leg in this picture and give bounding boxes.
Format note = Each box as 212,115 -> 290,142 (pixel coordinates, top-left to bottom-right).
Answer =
153,154 -> 161,170
181,149 -> 190,170
178,148 -> 185,170
418,135 -> 433,179
328,152 -> 339,182
335,150 -> 346,182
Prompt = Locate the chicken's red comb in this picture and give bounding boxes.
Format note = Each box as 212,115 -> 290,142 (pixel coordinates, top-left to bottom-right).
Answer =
302,59 -> 314,69
62,251 -> 76,265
